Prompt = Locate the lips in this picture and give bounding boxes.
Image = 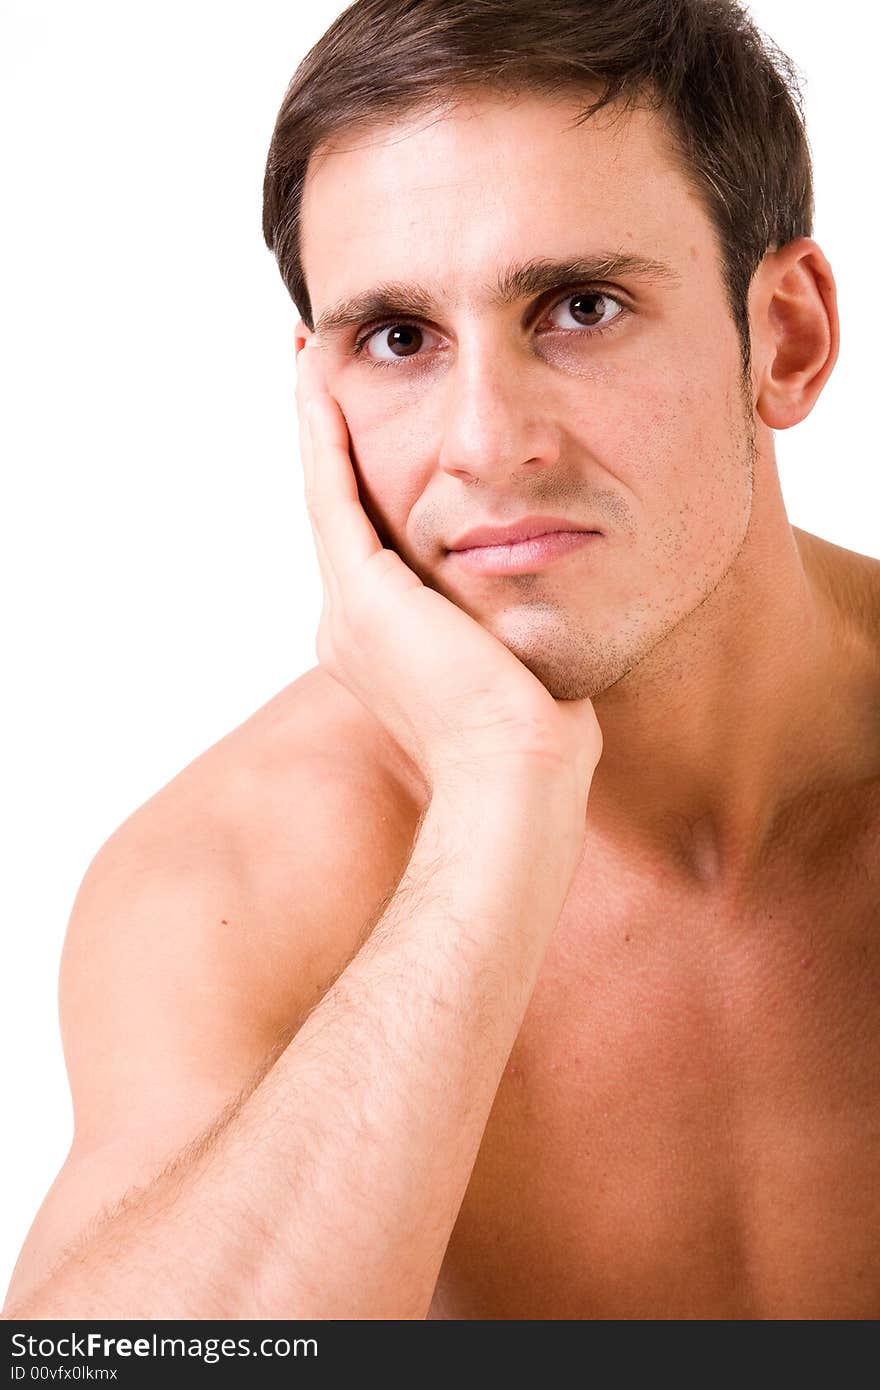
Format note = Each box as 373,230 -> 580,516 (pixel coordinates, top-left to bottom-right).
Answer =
447,528 -> 602,576
447,515 -> 600,551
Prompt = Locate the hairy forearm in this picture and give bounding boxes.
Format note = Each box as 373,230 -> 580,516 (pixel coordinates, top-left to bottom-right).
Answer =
6,764 -> 585,1321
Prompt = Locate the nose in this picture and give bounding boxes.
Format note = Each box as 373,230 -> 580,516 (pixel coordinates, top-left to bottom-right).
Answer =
436,336 -> 562,484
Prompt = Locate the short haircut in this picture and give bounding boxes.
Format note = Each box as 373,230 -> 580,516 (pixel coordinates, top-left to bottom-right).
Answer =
263,0 -> 813,375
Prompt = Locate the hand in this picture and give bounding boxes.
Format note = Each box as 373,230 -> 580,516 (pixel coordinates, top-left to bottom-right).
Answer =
294,340 -> 603,792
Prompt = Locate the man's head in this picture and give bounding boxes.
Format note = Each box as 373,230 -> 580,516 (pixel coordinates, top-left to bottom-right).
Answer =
263,1 -> 838,701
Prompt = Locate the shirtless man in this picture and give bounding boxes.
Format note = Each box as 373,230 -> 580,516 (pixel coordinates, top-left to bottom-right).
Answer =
3,0 -> 879,1320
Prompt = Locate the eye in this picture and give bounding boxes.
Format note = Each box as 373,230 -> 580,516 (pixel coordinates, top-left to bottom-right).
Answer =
544,289 -> 624,333
352,286 -> 627,368
356,322 -> 443,364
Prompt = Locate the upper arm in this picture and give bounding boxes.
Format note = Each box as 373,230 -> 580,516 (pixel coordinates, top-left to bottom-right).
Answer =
2,723 -> 419,1315
2,832 -> 290,1315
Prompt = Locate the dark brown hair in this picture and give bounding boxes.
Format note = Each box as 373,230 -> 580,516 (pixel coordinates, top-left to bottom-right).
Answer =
262,0 -> 813,373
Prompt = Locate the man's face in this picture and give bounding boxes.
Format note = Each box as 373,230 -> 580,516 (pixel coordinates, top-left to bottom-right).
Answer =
299,90 -> 756,700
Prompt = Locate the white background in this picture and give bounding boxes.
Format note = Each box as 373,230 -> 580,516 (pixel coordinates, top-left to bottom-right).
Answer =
1,1 -> 877,1297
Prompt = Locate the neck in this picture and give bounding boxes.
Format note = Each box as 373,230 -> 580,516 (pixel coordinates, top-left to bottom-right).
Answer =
587,454 -> 871,895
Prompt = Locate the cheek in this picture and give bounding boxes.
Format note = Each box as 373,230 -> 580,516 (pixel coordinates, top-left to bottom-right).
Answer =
344,394 -> 429,543
564,357 -> 752,582
630,375 -> 753,577
591,358 -> 745,495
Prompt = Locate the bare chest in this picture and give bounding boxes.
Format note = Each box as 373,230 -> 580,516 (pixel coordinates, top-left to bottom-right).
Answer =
430,839 -> 880,1319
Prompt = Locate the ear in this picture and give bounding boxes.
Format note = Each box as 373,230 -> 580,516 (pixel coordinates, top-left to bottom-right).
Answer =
748,238 -> 839,431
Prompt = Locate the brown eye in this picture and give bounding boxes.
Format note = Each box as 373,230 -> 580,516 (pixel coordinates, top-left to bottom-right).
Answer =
362,323 -> 441,362
547,291 -> 623,331
383,326 -> 421,356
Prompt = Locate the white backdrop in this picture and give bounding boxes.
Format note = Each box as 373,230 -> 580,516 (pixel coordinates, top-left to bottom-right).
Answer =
1,0 -> 877,1297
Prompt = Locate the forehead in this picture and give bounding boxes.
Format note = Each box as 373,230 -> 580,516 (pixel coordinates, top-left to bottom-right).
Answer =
299,90 -> 716,313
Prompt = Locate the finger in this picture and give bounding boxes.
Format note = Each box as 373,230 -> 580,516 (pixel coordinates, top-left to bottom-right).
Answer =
294,335 -> 331,429
302,375 -> 385,591
295,340 -> 385,590
294,341 -> 345,520
298,399 -> 341,610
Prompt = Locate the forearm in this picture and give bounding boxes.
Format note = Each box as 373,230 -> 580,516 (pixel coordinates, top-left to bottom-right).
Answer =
7,764 -> 585,1321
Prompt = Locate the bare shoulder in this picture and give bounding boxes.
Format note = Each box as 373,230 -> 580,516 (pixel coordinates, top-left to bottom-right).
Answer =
58,661 -> 425,1162
4,672 -> 427,1314
787,528 -> 880,866
794,525 -> 880,648
116,662 -> 427,982
795,526 -> 880,753
65,666 -> 429,1118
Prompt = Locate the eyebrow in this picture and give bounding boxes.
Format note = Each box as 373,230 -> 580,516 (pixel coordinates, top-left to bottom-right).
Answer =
313,251 -> 682,338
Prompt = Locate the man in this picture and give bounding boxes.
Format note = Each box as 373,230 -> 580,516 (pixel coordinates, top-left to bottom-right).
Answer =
3,0 -> 878,1319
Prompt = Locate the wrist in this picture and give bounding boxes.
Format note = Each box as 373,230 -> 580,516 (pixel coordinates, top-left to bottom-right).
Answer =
429,744 -> 589,803
427,753 -> 588,858
420,762 -> 588,921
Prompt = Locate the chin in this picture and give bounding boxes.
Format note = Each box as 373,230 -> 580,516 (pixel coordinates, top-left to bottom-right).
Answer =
489,608 -> 637,702
516,649 -> 627,701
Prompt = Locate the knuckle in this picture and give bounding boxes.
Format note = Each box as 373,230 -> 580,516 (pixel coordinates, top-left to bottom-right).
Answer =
344,582 -> 376,634
365,546 -> 420,599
